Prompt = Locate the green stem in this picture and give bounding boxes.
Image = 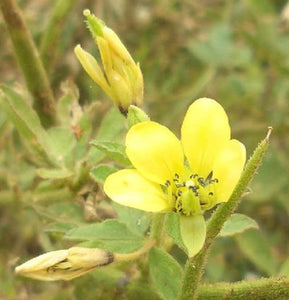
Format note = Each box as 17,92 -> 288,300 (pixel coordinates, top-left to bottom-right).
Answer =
178,127 -> 273,300
198,277 -> 289,300
0,0 -> 56,127
150,213 -> 166,247
40,0 -> 77,74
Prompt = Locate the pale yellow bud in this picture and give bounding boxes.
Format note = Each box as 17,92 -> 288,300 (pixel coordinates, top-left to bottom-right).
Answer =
15,247 -> 114,281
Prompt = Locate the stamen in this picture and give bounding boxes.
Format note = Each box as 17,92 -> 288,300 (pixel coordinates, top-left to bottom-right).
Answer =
198,177 -> 205,186
190,174 -> 198,179
165,180 -> 171,187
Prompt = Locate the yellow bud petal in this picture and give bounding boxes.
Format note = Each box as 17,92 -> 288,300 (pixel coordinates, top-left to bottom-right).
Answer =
15,247 -> 114,281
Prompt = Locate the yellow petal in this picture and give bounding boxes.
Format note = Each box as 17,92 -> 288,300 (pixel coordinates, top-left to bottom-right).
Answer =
213,139 -> 246,203
102,26 -> 135,64
74,45 -> 113,98
181,98 -> 231,177
96,36 -> 113,75
103,169 -> 170,212
126,121 -> 184,184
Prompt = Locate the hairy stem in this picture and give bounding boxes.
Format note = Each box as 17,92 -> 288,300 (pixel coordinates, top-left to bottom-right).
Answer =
0,0 -> 56,127
178,127 -> 273,300
198,277 -> 289,300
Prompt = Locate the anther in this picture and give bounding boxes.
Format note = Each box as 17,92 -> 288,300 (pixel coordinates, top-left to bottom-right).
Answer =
198,177 -> 205,186
190,174 -> 198,179
165,180 -> 171,187
208,192 -> 214,196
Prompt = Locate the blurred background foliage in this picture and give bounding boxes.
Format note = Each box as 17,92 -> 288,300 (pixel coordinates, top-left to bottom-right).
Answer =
0,0 -> 289,299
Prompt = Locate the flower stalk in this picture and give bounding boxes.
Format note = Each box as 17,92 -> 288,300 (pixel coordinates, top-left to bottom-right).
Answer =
178,127 -> 273,300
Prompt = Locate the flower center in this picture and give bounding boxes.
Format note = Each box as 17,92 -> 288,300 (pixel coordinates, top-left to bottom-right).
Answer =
164,171 -> 219,216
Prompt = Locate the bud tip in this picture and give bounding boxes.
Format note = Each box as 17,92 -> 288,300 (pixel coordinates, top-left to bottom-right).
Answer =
83,9 -> 90,17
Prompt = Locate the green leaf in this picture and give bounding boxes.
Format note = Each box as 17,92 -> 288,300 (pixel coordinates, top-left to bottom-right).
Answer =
90,164 -> 118,184
0,85 -> 54,165
180,214 -> 206,257
36,168 -> 73,179
235,229 -> 277,276
250,147 -> 288,202
166,213 -> 186,252
189,24 -> 252,68
219,213 -> 259,237
112,202 -> 151,236
96,107 -> 125,140
48,203 -> 84,222
65,219 -> 145,253
46,127 -> 76,164
89,107 -> 126,164
57,80 -> 79,124
149,247 -> 182,300
127,105 -> 150,127
76,239 -> 144,253
45,223 -> 77,233
90,141 -> 130,165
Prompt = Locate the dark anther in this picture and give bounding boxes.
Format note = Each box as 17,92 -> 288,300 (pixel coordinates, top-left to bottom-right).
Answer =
209,192 -> 214,196
165,180 -> 171,187
190,174 -> 198,179
177,191 -> 182,196
209,178 -> 219,184
198,177 -> 205,186
174,173 -> 179,179
176,182 -> 185,188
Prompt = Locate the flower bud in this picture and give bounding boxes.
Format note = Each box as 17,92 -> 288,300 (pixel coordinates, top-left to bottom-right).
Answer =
15,247 -> 114,281
75,10 -> 144,115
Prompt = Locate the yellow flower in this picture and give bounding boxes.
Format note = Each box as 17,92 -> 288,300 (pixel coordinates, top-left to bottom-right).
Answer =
104,98 -> 246,256
74,10 -> 143,114
15,247 -> 114,281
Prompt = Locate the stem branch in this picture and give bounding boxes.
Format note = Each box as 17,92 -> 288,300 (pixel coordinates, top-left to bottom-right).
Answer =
0,0 -> 56,127
178,127 -> 273,300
